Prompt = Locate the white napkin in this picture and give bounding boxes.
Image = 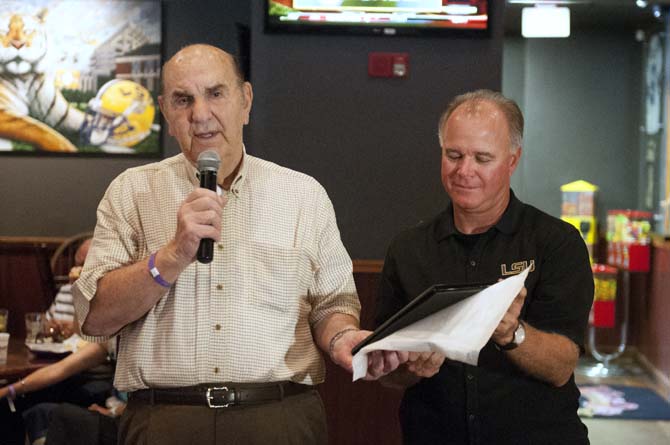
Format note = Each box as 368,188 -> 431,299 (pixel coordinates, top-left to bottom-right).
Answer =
352,267 -> 530,381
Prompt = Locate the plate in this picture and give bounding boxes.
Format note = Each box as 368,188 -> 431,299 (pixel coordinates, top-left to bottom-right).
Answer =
25,341 -> 73,358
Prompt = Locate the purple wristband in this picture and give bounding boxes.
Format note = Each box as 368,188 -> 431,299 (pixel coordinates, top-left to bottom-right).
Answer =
8,384 -> 16,399
148,252 -> 172,288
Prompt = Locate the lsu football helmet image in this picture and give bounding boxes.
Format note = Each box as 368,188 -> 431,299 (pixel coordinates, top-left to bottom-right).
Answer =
81,79 -> 155,149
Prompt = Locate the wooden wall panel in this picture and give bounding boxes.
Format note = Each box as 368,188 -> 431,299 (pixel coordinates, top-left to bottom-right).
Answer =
318,265 -> 403,445
635,241 -> 670,378
0,239 -> 60,338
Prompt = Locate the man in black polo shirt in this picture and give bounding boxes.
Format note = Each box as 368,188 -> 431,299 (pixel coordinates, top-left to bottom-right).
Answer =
376,90 -> 593,444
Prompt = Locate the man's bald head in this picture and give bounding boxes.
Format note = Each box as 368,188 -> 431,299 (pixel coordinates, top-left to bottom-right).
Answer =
161,44 -> 244,92
438,89 -> 524,152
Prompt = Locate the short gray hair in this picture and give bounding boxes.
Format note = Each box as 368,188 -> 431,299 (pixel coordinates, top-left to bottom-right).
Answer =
437,89 -> 524,151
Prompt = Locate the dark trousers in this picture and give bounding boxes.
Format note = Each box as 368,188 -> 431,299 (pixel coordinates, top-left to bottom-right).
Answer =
119,389 -> 327,445
0,375 -> 112,445
45,403 -> 118,445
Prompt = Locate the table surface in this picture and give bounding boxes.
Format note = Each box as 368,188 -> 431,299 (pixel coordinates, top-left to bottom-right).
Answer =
0,336 -> 58,381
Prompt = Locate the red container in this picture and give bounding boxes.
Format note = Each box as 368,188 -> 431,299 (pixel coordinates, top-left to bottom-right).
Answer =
590,264 -> 617,328
606,210 -> 652,272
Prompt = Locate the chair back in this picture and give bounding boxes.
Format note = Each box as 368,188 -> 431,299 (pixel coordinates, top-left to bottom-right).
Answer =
49,231 -> 94,287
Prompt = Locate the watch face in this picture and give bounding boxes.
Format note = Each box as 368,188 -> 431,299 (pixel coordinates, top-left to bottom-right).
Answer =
514,322 -> 526,345
645,34 -> 663,136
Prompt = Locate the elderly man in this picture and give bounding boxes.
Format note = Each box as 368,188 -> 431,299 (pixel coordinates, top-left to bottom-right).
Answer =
73,44 -> 402,444
377,90 -> 593,444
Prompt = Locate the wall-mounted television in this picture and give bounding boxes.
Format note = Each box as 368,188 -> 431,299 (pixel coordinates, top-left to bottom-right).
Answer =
265,1 -> 490,37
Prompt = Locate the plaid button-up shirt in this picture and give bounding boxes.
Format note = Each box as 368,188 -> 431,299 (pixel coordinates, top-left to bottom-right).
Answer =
73,152 -> 360,391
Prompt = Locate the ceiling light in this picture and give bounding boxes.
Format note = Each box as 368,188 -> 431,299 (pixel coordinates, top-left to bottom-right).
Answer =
636,0 -> 648,8
653,5 -> 662,18
635,29 -> 646,42
522,6 -> 571,38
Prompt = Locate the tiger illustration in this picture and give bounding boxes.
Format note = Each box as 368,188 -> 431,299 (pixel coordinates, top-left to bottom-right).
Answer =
0,9 -> 85,152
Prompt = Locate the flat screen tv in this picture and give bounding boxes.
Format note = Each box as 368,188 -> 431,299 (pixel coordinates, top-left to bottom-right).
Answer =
265,1 -> 490,37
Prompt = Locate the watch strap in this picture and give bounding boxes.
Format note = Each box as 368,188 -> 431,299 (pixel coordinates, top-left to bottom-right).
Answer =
498,321 -> 524,351
499,338 -> 519,351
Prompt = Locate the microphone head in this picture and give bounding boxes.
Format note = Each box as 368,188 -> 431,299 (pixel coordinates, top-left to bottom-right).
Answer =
197,150 -> 221,172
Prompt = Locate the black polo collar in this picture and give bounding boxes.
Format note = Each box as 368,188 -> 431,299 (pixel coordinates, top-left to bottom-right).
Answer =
436,189 -> 522,241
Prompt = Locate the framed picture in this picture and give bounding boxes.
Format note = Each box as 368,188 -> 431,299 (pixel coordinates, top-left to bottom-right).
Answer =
0,0 -> 162,157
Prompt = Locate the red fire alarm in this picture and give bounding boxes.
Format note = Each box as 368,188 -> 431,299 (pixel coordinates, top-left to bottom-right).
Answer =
368,52 -> 409,78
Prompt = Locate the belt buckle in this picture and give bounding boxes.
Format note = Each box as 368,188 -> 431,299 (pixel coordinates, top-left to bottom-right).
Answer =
206,386 -> 232,408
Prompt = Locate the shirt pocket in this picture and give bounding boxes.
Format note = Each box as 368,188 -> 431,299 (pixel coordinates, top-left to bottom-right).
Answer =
245,241 -> 312,314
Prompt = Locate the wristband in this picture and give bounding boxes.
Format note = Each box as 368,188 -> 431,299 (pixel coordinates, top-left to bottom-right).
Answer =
148,252 -> 172,288
7,384 -> 16,399
328,327 -> 358,357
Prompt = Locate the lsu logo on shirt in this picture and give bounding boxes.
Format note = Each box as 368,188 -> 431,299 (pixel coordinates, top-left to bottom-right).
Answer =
501,260 -> 535,276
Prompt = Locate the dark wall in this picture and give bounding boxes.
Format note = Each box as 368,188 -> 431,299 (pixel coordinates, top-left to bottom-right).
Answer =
0,1 -> 503,260
248,2 -> 504,259
504,31 -> 642,226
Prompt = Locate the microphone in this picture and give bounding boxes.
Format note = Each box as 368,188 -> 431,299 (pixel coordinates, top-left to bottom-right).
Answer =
196,150 -> 221,264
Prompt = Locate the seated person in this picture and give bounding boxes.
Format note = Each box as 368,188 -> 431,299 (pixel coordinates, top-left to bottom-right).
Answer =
44,239 -> 91,339
45,391 -> 126,445
0,341 -> 115,445
0,237 -> 114,445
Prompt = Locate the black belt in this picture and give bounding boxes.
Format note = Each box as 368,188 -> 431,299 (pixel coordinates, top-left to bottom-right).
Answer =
129,381 -> 311,408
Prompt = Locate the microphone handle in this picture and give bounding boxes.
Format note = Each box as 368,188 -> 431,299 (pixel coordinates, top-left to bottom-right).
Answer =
196,170 -> 217,264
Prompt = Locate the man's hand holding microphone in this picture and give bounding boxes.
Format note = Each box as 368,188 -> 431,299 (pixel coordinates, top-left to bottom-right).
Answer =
160,150 -> 225,277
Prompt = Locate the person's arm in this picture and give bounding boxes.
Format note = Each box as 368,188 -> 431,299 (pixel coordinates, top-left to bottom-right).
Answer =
307,187 -> 406,380
0,342 -> 108,400
313,312 -> 360,372
501,323 -> 579,387
88,402 -> 126,418
488,285 -> 577,387
381,285 -> 580,389
81,188 -> 225,336
313,313 -> 408,380
503,224 -> 593,387
83,247 -> 184,336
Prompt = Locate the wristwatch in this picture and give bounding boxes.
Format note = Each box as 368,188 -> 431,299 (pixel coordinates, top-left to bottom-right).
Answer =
499,321 -> 526,351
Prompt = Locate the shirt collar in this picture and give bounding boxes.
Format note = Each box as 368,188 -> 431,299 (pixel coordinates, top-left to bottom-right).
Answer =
494,189 -> 522,235
186,145 -> 249,199
228,145 -> 249,199
435,189 -> 521,241
183,155 -> 199,187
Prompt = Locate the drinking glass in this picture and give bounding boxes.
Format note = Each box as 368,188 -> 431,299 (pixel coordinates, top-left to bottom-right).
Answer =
0,332 -> 9,364
25,312 -> 43,343
0,308 -> 8,332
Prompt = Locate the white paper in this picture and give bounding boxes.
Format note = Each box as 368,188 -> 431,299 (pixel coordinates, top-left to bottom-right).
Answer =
352,267 -> 530,381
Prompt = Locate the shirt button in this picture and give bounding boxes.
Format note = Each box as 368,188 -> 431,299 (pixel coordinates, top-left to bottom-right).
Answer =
217,243 -> 224,250
467,373 -> 474,380
469,414 -> 475,421
215,324 -> 221,331
214,367 -> 219,374
470,260 -> 476,267
216,284 -> 223,290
